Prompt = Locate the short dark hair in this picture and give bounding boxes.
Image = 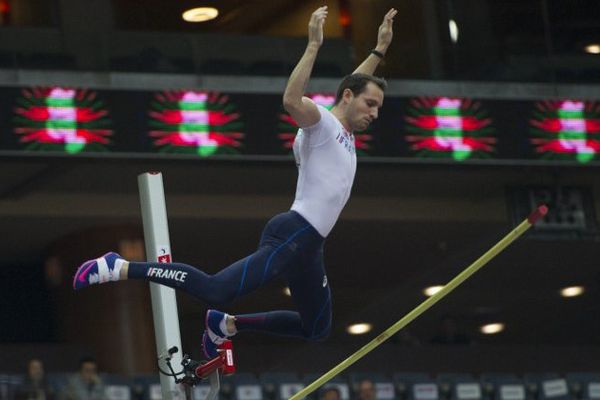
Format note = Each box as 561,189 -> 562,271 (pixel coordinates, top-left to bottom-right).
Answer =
78,356 -> 97,369
334,73 -> 387,105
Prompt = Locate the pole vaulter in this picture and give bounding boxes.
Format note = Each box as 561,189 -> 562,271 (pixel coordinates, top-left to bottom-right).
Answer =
290,205 -> 548,400
74,6 -> 400,383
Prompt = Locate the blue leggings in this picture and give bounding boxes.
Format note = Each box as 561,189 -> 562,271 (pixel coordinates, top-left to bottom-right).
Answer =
128,211 -> 331,340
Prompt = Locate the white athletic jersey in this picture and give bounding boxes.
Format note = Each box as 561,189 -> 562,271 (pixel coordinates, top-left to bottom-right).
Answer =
291,105 -> 357,237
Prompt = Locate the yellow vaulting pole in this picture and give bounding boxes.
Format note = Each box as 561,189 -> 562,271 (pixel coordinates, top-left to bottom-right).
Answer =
290,205 -> 548,400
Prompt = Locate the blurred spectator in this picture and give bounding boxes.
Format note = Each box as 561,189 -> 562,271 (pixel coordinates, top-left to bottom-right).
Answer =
357,379 -> 376,400
321,387 -> 341,400
60,357 -> 107,400
15,358 -> 55,400
429,316 -> 472,345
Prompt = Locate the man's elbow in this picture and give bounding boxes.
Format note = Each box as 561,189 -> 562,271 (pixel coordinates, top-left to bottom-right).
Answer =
283,95 -> 301,113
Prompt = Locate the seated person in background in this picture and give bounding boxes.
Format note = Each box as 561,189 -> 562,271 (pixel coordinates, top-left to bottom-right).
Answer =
320,387 -> 342,400
60,357 -> 107,400
357,379 -> 376,400
15,358 -> 55,400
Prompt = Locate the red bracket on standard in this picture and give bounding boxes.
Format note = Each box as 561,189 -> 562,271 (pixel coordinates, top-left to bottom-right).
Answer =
196,340 -> 236,379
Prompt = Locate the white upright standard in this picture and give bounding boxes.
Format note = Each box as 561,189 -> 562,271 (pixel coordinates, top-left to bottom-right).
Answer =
138,172 -> 184,400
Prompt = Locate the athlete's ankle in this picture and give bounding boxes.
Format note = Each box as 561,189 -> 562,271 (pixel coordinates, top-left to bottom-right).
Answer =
119,261 -> 130,280
226,315 -> 237,336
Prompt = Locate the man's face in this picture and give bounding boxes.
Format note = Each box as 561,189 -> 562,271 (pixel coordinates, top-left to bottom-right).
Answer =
80,361 -> 97,384
28,360 -> 44,381
345,82 -> 384,132
358,381 -> 376,400
322,389 -> 341,400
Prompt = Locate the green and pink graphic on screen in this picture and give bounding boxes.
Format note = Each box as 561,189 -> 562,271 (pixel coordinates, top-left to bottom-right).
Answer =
405,97 -> 496,161
530,100 -> 600,163
148,90 -> 244,156
13,87 -> 112,153
278,93 -> 372,155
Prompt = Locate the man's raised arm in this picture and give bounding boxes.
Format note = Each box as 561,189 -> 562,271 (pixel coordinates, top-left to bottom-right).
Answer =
353,8 -> 397,75
282,6 -> 328,128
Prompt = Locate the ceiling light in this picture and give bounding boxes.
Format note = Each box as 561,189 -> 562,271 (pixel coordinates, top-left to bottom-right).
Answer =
480,323 -> 504,335
584,44 -> 600,54
283,287 -> 291,297
423,285 -> 444,297
182,7 -> 219,23
347,323 -> 372,335
448,19 -> 459,43
560,286 -> 585,297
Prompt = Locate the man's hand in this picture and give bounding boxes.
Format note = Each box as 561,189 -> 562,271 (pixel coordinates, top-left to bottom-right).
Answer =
352,8 -> 397,75
308,6 -> 328,47
375,8 -> 397,53
282,6 -> 328,128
